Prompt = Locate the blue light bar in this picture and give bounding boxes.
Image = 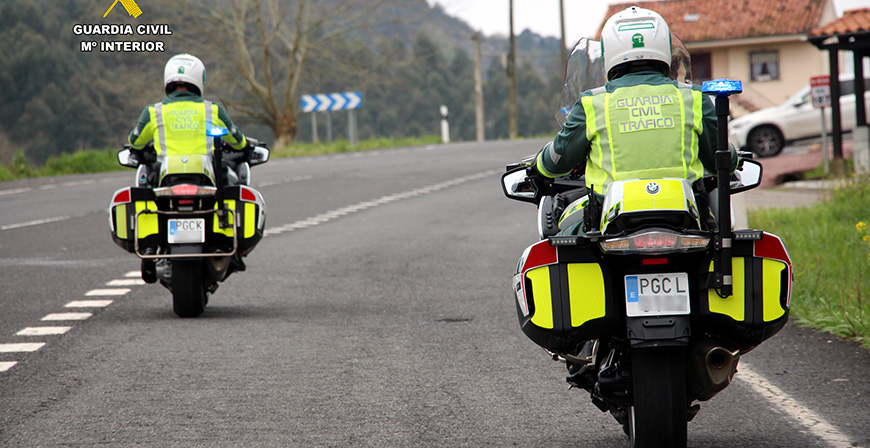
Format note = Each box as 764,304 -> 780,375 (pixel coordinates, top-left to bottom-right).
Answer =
702,79 -> 743,97
206,126 -> 229,137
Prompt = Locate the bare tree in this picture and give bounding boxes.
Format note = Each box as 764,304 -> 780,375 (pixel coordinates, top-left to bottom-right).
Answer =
187,0 -> 400,148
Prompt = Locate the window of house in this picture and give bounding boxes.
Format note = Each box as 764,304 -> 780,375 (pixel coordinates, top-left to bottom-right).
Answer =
750,51 -> 779,82
691,52 -> 712,82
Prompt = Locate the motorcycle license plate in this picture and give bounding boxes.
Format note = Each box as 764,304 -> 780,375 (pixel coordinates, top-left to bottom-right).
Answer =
168,218 -> 205,244
624,273 -> 690,317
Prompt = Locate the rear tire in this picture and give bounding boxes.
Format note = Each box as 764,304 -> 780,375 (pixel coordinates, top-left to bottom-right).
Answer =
171,260 -> 206,318
628,347 -> 688,448
747,126 -> 784,158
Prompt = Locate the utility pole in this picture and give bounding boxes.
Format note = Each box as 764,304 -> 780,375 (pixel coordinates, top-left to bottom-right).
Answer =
560,0 -> 568,76
508,0 -> 518,139
473,32 -> 486,142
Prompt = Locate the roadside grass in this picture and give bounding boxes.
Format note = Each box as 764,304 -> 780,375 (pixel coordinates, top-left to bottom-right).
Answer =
749,178 -> 870,349
0,135 -> 443,182
0,149 -> 126,181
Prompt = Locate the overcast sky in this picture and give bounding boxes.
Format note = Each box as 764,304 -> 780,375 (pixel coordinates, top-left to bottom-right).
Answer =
426,0 -> 870,44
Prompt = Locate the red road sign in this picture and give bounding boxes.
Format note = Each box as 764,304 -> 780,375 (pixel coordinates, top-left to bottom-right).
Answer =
811,75 -> 831,109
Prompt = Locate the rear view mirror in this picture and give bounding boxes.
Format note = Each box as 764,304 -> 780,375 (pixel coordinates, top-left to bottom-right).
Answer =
249,147 -> 270,166
731,159 -> 763,194
502,166 -> 539,203
117,148 -> 138,168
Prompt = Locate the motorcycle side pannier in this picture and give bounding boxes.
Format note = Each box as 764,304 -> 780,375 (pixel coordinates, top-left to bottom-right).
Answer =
698,232 -> 792,348
218,186 -> 266,255
108,187 -> 160,253
513,240 -> 621,353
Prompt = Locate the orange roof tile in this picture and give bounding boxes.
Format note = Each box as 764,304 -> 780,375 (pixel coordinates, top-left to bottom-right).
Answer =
809,7 -> 870,38
599,0 -> 827,43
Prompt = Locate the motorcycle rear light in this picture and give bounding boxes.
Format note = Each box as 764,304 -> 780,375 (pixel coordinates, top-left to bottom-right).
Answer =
172,184 -> 199,196
178,199 -> 194,205
599,229 -> 710,254
154,186 -> 217,197
642,258 -> 669,265
635,233 -> 677,249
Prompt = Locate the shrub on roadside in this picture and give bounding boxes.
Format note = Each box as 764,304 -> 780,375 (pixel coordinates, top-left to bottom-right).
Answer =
42,149 -> 122,176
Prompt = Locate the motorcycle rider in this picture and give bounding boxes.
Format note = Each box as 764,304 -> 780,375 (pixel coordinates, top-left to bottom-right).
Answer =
128,53 -> 248,186
128,53 -> 249,281
529,5 -> 739,385
531,6 -> 737,235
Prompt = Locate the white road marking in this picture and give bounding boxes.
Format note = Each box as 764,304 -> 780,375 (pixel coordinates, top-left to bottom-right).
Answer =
107,278 -> 145,286
736,365 -> 857,448
0,361 -> 17,372
1,215 -> 71,231
257,174 -> 315,188
85,288 -> 130,296
264,170 -> 498,237
124,271 -> 141,277
41,312 -> 93,321
65,300 -> 113,308
17,327 -> 72,336
0,343 -> 46,353
0,187 -> 31,196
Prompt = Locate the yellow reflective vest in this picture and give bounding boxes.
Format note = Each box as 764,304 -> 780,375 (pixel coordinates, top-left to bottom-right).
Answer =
129,91 -> 246,156
537,71 -> 732,195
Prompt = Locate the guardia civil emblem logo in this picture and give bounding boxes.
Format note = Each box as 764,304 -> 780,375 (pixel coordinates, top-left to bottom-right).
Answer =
632,33 -> 645,48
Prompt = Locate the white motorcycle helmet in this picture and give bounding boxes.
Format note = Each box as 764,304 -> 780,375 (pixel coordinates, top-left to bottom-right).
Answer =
164,54 -> 205,96
601,6 -> 672,80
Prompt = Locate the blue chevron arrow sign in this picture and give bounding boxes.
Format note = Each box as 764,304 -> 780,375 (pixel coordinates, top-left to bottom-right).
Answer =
300,91 -> 363,113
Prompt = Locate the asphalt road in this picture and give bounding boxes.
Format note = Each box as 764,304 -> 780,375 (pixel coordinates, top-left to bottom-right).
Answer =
1,140 -> 868,447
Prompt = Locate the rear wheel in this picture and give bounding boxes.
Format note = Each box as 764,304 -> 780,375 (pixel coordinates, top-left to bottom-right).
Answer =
747,125 -> 784,158
628,347 -> 688,448
171,260 -> 207,318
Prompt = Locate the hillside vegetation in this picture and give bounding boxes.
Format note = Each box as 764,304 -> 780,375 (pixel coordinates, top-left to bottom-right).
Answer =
0,0 -> 565,169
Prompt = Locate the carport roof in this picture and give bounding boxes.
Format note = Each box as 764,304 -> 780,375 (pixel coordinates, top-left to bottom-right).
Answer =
599,0 -> 828,43
808,7 -> 870,40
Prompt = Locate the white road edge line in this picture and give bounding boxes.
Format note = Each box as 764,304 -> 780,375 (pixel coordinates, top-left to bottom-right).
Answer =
107,279 -> 145,286
41,313 -> 93,321
736,364 -> 857,448
17,327 -> 72,336
1,215 -> 72,231
65,300 -> 113,308
85,288 -> 131,296
0,361 -> 17,372
0,343 -> 46,353
0,187 -> 31,196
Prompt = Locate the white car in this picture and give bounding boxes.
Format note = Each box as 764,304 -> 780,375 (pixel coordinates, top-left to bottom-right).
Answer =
729,76 -> 870,157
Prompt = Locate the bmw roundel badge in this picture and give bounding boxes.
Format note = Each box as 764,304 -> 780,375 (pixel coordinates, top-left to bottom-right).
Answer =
645,181 -> 660,195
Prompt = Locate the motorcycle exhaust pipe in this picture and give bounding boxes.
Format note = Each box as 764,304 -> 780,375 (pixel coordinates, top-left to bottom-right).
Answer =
689,341 -> 740,401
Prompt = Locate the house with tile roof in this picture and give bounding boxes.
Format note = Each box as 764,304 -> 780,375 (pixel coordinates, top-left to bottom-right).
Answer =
600,0 -> 838,116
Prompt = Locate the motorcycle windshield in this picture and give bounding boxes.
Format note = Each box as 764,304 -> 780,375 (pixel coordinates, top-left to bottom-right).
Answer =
555,35 -> 693,128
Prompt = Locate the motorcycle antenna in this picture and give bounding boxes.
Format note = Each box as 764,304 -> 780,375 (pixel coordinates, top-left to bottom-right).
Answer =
207,127 -> 231,229
702,79 -> 743,298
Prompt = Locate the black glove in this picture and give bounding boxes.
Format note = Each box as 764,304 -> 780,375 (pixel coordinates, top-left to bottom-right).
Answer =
526,161 -> 555,194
